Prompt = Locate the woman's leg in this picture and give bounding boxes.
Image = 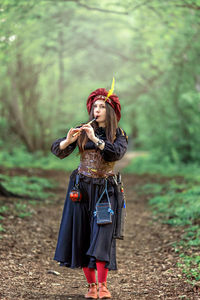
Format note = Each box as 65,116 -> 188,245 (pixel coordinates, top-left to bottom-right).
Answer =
83,267 -> 97,299
96,260 -> 108,283
96,260 -> 111,299
83,267 -> 96,284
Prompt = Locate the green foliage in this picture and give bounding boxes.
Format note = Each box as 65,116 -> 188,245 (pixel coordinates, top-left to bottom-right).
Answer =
138,183 -> 163,195
0,0 -> 200,282
135,91 -> 200,163
0,174 -> 56,199
0,224 -> 5,232
0,206 -> 9,233
143,180 -> 200,226
0,0 -> 200,162
132,154 -> 200,283
0,171 -> 58,230
138,179 -> 200,282
15,202 -> 32,218
124,153 -> 200,182
0,169 -> 59,231
0,205 -> 9,213
179,226 -> 200,248
150,186 -> 200,280
178,254 -> 200,281
0,145 -> 80,171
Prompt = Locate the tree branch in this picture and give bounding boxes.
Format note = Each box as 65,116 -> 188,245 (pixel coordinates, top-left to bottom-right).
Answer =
46,0 -> 128,15
83,36 -> 143,63
46,0 -> 155,15
175,4 -> 200,10
129,0 -> 154,13
76,1 -> 128,15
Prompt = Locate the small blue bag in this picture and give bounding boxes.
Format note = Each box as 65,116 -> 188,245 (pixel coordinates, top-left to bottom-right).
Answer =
93,179 -> 114,225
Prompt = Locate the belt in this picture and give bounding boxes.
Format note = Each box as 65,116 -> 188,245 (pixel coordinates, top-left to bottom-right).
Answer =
78,149 -> 115,178
78,165 -> 115,178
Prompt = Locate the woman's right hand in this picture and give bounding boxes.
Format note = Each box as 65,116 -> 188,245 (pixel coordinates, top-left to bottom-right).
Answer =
66,127 -> 82,144
59,127 -> 82,150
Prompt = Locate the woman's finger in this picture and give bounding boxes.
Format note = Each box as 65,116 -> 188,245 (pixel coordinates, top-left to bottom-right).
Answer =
71,129 -> 80,134
67,128 -> 72,136
82,124 -> 91,128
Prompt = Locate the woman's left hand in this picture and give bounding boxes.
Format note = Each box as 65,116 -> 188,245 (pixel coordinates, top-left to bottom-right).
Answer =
81,124 -> 96,141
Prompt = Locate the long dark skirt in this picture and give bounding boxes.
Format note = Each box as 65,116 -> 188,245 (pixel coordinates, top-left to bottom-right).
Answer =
53,169 -> 117,270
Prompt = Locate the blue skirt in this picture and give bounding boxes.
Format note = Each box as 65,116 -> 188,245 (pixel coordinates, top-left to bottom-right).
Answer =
53,169 -> 117,270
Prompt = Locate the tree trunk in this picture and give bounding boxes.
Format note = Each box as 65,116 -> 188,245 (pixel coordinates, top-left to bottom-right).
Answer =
58,30 -> 65,105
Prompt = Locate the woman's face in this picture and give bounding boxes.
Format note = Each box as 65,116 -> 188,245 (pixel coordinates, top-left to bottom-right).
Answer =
93,99 -> 106,126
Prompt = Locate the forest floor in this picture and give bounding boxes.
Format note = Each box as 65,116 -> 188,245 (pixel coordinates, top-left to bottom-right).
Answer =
0,153 -> 200,300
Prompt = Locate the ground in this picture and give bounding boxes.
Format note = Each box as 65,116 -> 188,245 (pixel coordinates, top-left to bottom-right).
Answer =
0,155 -> 200,299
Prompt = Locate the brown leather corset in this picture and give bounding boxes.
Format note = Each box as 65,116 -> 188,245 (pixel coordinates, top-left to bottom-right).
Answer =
78,150 -> 115,178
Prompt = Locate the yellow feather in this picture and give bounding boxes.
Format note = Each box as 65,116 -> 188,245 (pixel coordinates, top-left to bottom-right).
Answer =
104,77 -> 115,102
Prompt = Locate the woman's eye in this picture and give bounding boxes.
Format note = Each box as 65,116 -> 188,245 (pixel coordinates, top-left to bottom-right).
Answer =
94,105 -> 105,109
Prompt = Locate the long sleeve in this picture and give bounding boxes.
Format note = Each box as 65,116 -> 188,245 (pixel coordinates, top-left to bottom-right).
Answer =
50,137 -> 77,159
100,128 -> 128,162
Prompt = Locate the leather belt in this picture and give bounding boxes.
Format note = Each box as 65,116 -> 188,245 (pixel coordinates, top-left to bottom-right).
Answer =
78,150 -> 115,178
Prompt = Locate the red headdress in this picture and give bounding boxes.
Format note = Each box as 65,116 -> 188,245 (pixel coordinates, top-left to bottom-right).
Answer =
86,88 -> 121,122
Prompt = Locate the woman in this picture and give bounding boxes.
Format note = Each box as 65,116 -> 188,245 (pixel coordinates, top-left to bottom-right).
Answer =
51,88 -> 128,299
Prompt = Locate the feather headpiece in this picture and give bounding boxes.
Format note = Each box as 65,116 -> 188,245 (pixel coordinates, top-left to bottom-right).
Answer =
104,77 -> 115,102
86,78 -> 121,122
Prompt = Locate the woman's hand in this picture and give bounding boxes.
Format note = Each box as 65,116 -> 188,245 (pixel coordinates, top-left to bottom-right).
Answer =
59,128 -> 81,150
81,124 -> 96,141
66,127 -> 82,144
81,124 -> 105,149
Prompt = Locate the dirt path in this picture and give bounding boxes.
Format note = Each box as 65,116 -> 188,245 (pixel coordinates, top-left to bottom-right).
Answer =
0,158 -> 199,299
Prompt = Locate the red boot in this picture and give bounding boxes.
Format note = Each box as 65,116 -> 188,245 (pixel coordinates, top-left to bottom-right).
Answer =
99,282 -> 111,299
85,283 -> 98,299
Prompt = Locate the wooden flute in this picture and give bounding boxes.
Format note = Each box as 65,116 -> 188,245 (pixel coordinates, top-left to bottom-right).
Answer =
72,118 -> 96,137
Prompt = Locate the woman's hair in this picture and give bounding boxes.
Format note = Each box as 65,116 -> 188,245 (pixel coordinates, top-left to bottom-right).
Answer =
77,102 -> 118,153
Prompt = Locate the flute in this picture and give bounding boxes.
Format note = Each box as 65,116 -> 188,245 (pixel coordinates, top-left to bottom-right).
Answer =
72,117 -> 96,137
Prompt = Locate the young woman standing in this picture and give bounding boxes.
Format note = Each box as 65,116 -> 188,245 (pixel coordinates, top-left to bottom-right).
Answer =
51,88 -> 128,299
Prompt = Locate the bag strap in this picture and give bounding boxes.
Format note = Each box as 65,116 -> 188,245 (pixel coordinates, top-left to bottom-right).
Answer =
93,179 -> 114,217
117,172 -> 121,184
75,173 -> 80,188
96,179 -> 111,206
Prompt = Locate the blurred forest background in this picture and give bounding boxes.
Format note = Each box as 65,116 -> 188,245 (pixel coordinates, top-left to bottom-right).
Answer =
0,0 -> 200,165
1,0 -> 200,290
